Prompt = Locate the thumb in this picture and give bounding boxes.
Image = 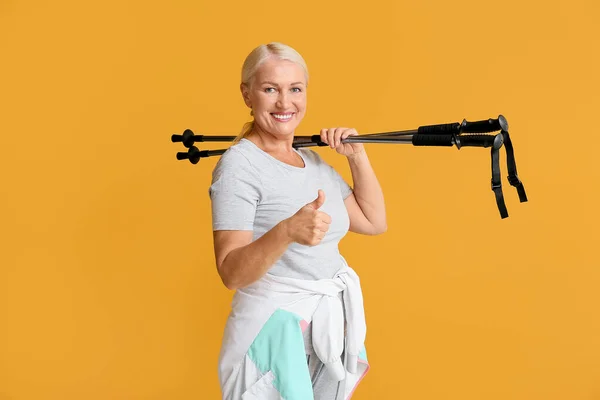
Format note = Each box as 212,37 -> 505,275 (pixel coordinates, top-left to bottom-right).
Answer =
307,189 -> 326,210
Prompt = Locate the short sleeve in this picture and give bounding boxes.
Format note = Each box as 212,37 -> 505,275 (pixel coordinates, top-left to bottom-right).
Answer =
330,165 -> 353,200
208,149 -> 262,231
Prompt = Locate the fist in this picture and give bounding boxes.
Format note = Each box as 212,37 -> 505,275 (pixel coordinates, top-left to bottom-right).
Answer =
319,127 -> 365,157
286,190 -> 332,246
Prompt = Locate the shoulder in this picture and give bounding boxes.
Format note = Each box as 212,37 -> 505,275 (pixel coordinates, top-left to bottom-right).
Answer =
211,142 -> 261,182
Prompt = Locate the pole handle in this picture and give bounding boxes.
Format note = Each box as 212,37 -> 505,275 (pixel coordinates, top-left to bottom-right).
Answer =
460,115 -> 508,134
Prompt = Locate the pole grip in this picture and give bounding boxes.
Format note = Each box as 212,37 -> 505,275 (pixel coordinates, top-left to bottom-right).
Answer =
460,115 -> 508,133
417,122 -> 461,135
458,133 -> 503,149
412,134 -> 454,146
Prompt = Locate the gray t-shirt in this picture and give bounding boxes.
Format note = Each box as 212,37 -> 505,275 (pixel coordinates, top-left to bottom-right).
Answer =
209,138 -> 353,280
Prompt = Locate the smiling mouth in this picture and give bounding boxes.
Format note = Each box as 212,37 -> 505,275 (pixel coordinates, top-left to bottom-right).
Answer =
271,113 -> 295,122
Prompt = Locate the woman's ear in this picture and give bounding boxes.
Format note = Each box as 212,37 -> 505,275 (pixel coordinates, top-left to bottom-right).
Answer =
240,83 -> 251,107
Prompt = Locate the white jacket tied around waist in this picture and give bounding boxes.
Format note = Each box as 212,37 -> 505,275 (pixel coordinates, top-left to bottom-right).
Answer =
218,265 -> 369,400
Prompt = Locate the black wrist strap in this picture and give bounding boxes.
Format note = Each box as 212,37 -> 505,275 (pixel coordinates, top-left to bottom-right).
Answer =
502,130 -> 528,203
490,130 -> 527,218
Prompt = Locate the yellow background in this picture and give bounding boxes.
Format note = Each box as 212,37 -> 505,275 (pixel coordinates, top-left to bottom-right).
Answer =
1,0 -> 599,399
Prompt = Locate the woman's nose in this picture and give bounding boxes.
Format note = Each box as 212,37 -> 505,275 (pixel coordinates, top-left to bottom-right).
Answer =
276,92 -> 291,108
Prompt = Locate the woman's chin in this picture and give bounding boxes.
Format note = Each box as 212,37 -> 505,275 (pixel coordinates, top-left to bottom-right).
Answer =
268,123 -> 299,137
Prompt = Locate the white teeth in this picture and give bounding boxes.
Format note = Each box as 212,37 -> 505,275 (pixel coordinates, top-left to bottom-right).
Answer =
272,113 -> 293,120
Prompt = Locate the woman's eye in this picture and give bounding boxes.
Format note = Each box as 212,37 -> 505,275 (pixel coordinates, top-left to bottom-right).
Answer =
264,87 -> 302,93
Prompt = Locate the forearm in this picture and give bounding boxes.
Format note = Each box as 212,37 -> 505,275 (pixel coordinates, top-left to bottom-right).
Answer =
220,221 -> 294,290
347,150 -> 387,232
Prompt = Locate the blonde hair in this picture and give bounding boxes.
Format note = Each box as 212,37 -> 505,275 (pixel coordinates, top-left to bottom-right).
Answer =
233,42 -> 309,144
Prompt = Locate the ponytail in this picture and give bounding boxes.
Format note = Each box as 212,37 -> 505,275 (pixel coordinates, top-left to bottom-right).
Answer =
233,120 -> 254,144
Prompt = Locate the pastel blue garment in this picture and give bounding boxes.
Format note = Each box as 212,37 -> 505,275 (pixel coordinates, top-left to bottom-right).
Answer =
217,267 -> 370,400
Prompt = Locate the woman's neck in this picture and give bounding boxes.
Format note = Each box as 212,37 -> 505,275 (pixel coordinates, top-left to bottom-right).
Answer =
246,129 -> 295,155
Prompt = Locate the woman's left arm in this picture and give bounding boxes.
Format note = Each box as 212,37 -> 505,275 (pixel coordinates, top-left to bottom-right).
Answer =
320,127 -> 387,235
345,150 -> 387,234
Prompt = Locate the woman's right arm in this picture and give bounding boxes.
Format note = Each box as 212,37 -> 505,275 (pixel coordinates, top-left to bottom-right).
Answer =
213,190 -> 330,290
213,220 -> 294,290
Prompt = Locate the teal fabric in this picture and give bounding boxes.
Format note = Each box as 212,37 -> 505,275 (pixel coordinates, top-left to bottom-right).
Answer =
247,309 -> 314,400
359,346 -> 368,362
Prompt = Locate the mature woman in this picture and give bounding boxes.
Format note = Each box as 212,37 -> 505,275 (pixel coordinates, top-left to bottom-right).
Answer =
209,42 -> 386,400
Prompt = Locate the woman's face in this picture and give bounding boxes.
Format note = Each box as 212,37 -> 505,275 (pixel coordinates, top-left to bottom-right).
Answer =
241,57 -> 307,139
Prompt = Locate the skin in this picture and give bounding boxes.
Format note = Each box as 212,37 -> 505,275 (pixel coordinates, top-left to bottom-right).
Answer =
214,56 -> 387,290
